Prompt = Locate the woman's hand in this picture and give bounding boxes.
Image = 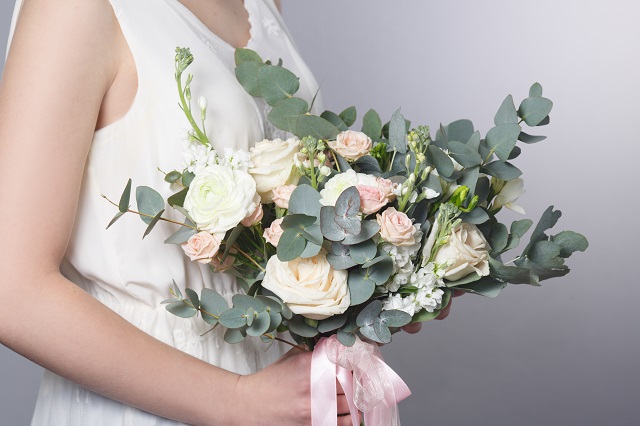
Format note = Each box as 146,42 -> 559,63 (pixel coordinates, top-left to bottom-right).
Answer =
237,349 -> 355,426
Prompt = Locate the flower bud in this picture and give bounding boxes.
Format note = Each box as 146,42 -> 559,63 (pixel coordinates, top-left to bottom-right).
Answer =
319,166 -> 331,176
198,96 -> 207,111
405,154 -> 411,169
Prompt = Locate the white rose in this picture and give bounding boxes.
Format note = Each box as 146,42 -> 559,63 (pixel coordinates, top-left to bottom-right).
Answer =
319,169 -> 380,207
433,223 -> 491,281
184,165 -> 258,236
249,138 -> 301,203
261,251 -> 350,320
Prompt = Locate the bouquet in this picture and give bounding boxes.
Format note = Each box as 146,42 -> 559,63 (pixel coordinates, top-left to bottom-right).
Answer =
104,47 -> 588,425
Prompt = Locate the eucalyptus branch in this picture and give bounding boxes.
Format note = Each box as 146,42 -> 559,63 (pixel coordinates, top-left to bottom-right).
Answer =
102,195 -> 197,229
232,244 -> 266,272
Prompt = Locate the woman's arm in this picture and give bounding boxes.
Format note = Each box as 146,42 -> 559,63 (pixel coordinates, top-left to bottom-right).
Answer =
0,1 -> 312,425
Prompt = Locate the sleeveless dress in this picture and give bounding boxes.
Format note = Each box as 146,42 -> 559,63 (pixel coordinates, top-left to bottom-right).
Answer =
6,1 -> 323,425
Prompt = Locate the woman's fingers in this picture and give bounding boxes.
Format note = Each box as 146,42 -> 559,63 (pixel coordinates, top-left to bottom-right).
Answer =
338,414 -> 353,426
337,394 -> 350,415
401,322 -> 422,334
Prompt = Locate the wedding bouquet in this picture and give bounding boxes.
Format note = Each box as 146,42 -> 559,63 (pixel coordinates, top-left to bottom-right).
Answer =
104,47 -> 587,425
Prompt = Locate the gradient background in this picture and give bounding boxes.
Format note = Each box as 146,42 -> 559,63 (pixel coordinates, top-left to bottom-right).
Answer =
1,1 -> 638,424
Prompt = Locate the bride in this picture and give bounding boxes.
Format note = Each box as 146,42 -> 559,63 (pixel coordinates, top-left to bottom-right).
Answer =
0,0 -> 438,424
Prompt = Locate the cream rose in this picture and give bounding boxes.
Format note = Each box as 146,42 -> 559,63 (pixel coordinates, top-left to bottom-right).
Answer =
377,207 -> 417,246
357,185 -> 388,215
263,218 -> 284,246
433,223 -> 490,281
184,165 -> 258,236
249,138 -> 301,203
272,184 -> 297,209
181,231 -> 222,264
328,130 -> 372,161
261,251 -> 350,320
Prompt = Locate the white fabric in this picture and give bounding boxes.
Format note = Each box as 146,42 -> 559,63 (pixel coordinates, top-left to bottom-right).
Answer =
6,1 -> 322,424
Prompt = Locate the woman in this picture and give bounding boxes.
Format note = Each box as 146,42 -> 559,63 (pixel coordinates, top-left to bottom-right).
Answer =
0,1 -> 436,424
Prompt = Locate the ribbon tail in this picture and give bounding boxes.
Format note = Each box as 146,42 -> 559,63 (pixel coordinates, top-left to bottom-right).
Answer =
336,366 -> 359,426
311,338 -> 337,426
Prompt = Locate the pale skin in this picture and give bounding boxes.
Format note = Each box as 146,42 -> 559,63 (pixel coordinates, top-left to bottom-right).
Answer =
0,0 -> 452,424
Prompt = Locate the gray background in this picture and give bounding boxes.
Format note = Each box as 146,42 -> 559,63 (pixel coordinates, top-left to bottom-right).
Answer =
1,0 -> 638,424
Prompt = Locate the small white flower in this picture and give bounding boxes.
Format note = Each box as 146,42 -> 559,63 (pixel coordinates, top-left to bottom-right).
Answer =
382,294 -> 417,316
423,187 -> 440,200
198,96 -> 207,111
319,166 -> 331,176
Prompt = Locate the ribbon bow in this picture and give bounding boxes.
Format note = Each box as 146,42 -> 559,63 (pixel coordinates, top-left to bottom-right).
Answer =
311,335 -> 411,426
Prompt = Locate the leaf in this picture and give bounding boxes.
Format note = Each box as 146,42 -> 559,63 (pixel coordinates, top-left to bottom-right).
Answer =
356,300 -> 383,327
167,187 -> 189,208
142,209 -> 165,239
268,97 -> 309,133
379,310 -> 412,328
334,187 -> 362,235
219,308 -> 248,328
529,82 -> 543,97
232,294 -> 266,312
519,97 -> 553,126
342,220 -> 380,246
317,314 -> 347,333
185,288 -> 200,309
347,272 -> 376,306
339,106 -> 357,127
171,280 -> 183,299
528,241 -> 565,269
359,325 -> 382,343
367,256 -> 394,285
333,153 -> 352,172
354,155 -> 382,175
235,48 -> 263,64
224,328 -> 246,344
106,211 -> 125,229
411,308 -> 441,322
518,131 -> 547,144
447,140 -> 483,168
458,166 -> 480,197
481,161 -> 523,181
288,185 -> 322,218
489,257 -> 533,284
300,241 -> 322,258
460,207 -> 490,225
373,317 -> 392,344
521,206 -> 562,256
257,65 -> 300,106
119,179 -> 132,213
136,186 -> 165,225
294,115 -> 340,140
388,109 -> 408,154
246,310 -> 271,336
337,329 -> 356,347
349,240 -> 377,264
362,109 -> 382,140
489,222 -> 509,254
426,145 -> 454,178
327,242 -> 357,270
235,61 -> 263,97
166,301 -> 197,318
494,95 -> 519,125
200,288 -> 229,325
320,110 -> 348,131
503,219 -> 534,252
181,171 -> 195,187
288,316 -> 319,338
277,228 -> 307,261
456,278 -> 508,298
164,222 -> 197,244
320,206 -> 346,242
551,231 -> 589,258
441,119 -> 475,146
445,272 -> 482,287
485,123 -> 522,162
281,214 -> 317,230
222,225 -> 246,260
164,171 -> 182,184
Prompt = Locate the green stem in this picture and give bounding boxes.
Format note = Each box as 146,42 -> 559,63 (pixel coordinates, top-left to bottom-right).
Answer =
102,195 -> 197,229
176,74 -> 209,146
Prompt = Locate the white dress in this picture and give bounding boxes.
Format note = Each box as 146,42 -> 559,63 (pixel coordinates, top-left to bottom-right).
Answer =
6,1 -> 323,424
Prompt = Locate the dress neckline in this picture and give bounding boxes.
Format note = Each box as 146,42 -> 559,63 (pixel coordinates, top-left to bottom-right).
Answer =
171,0 -> 257,51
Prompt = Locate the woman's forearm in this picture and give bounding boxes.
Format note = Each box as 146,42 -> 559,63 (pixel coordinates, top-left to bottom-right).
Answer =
0,270 -> 241,426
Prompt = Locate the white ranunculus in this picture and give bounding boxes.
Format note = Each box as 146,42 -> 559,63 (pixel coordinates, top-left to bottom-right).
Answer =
261,251 -> 350,320
184,165 -> 258,236
319,169 -> 380,207
493,178 -> 526,214
249,138 -> 301,203
433,223 -> 490,281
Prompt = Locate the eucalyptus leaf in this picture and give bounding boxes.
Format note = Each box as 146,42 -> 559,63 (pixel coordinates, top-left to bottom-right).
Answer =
354,155 -> 382,175
294,115 -> 340,140
118,179 -> 132,213
519,97 -> 553,126
347,272 -> 376,305
489,222 -> 509,254
356,300 -> 383,327
281,214 -> 316,230
181,171 -> 195,187
200,288 -> 228,325
342,220 -> 380,245
219,308 -> 248,329
503,219 -> 534,252
460,207 -> 490,224
320,110 -> 348,131
349,240 -> 377,264
528,241 -> 565,269
136,186 -> 165,225
300,240 -> 322,258
164,171 -> 182,184
256,296 -> 282,314
481,161 -> 523,180
359,325 -> 382,343
167,187 -> 188,208
426,145 -> 454,178
277,228 -> 306,261
521,206 -> 562,256
519,131 -> 547,144
171,280 -> 183,299
339,106 -> 357,127
551,231 -> 589,258
388,109 -> 408,154
257,65 -> 300,106
411,308 -> 440,323
166,301 -> 197,319
234,59 -> 262,96
232,294 -> 266,312
379,310 -> 412,328
222,225 -> 246,260
246,310 -> 271,336
508,146 -> 522,160
458,167 -> 480,197
268,97 -> 309,133
337,329 -> 356,347
529,82 -> 543,97
456,277 -> 507,298
447,140 -> 483,168
320,206 -> 346,241
373,317 -> 392,343
327,251 -> 358,270
106,211 -> 125,229
224,328 -> 246,344
288,185 -> 322,217
362,109 -> 382,140
367,256 -> 394,285
185,288 -> 200,309
494,95 -> 519,125
142,209 -> 165,239
333,153 -> 352,172
485,123 -> 522,162
164,223 -> 197,245
288,315 -> 319,338
235,48 -> 263,64
445,272 -> 482,287
317,314 -> 347,333
362,254 -> 392,269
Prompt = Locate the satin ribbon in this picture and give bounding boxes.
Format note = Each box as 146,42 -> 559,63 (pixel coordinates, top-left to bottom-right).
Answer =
311,335 -> 411,426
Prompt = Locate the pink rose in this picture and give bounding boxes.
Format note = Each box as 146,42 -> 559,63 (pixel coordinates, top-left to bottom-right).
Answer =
264,218 -> 284,247
181,231 -> 222,264
241,202 -> 264,227
272,185 -> 297,209
356,185 -> 388,215
377,177 -> 398,202
376,207 -> 417,246
210,252 -> 236,272
328,130 -> 372,161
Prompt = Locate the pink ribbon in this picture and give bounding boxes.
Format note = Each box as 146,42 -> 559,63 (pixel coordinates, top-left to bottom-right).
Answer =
311,335 -> 411,426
